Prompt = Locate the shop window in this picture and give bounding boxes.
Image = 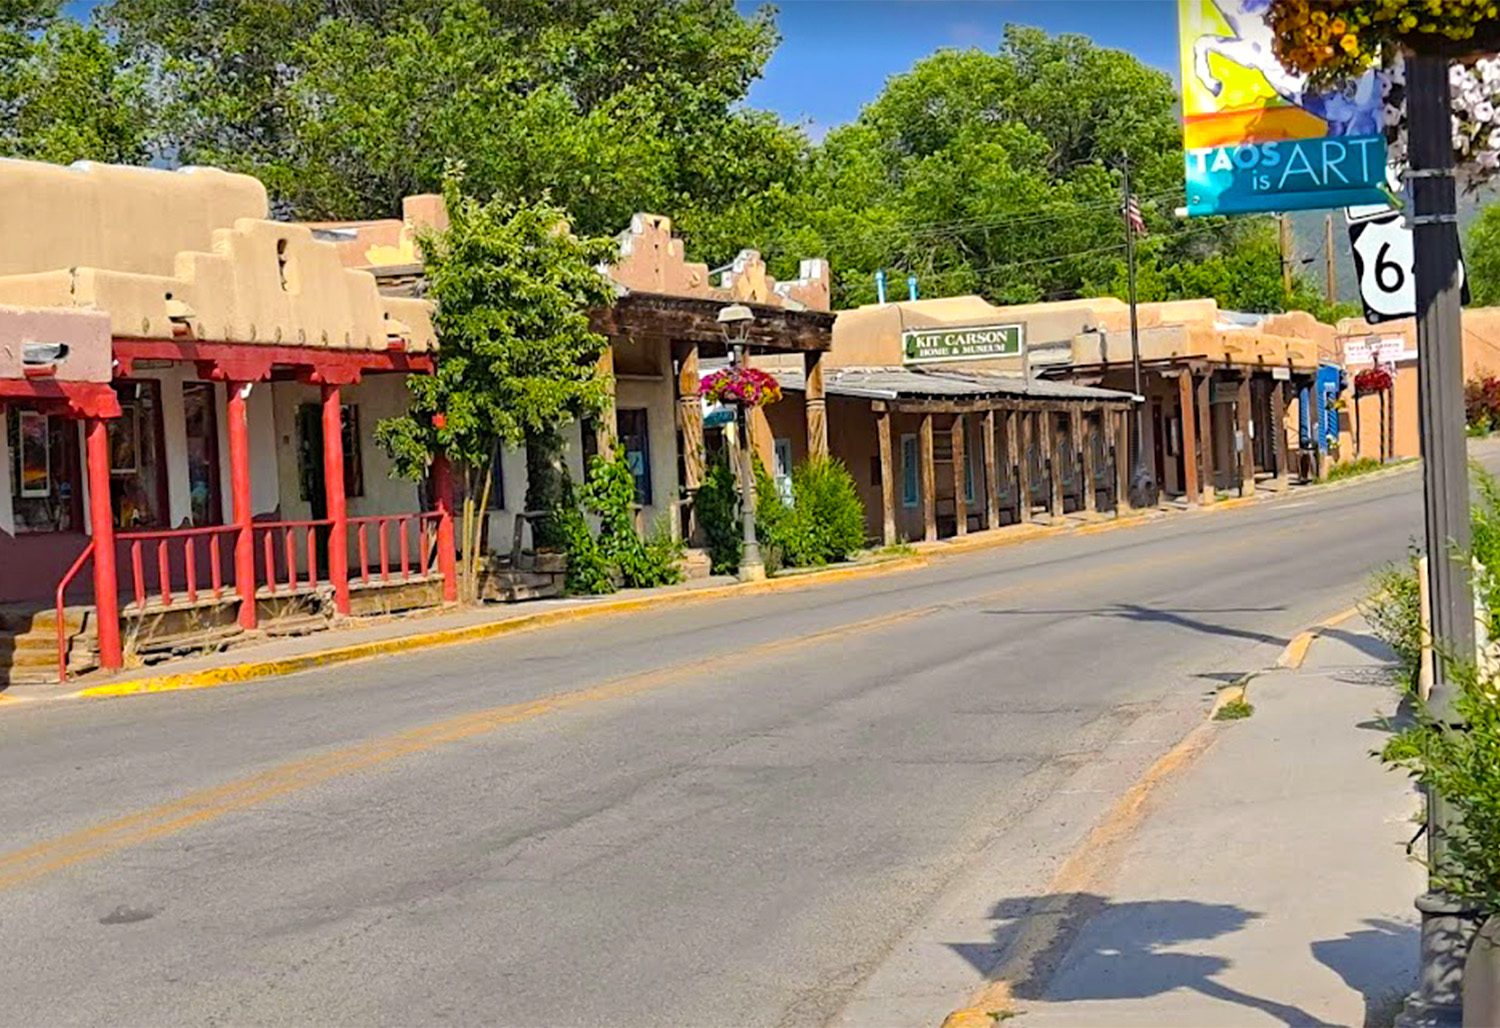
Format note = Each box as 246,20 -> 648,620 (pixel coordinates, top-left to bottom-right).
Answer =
109,380 -> 168,529
490,445 -> 506,511
901,434 -> 919,508
964,444 -> 975,504
296,403 -> 364,510
773,438 -> 793,502
617,408 -> 652,506
7,406 -> 81,533
182,382 -> 222,525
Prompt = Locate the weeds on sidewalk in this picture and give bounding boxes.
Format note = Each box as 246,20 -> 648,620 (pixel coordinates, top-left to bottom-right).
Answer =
1214,697 -> 1254,721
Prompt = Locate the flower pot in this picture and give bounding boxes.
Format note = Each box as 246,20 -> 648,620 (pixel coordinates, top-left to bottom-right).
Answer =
1464,914 -> 1500,1027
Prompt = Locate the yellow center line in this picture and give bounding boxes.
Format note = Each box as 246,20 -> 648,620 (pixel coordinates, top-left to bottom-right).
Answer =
0,518 -> 1309,893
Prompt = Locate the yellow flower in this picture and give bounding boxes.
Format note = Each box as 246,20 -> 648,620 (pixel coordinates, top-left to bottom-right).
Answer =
1340,32 -> 1359,52
1312,9 -> 1328,24
1330,17 -> 1347,33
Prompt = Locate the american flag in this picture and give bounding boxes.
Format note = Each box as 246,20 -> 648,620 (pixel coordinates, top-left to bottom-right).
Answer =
1122,196 -> 1147,237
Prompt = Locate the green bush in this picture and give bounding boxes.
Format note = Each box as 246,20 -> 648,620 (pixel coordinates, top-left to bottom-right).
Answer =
1382,663 -> 1500,914
1361,550 -> 1423,695
788,457 -> 867,565
754,456 -> 867,570
1326,456 -> 1383,482
696,452 -> 742,575
560,448 -> 683,594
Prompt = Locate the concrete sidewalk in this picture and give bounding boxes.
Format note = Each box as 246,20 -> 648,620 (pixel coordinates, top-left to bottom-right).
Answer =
1007,619 -> 1424,1027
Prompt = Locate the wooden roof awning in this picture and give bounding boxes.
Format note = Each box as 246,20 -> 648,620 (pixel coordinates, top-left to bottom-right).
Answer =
589,291 -> 834,354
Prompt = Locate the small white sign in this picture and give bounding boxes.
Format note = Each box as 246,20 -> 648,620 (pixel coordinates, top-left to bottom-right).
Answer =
1343,335 -> 1416,366
1272,366 -> 1292,381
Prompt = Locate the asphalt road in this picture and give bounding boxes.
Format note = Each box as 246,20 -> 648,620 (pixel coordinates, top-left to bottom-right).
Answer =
0,458 -> 1472,1027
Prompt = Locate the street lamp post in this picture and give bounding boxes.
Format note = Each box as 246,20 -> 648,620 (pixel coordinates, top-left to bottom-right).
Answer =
1120,151 -> 1157,508
718,304 -> 765,582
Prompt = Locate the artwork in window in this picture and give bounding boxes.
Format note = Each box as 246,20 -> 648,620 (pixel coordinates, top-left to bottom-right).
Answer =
773,438 -> 793,502
110,404 -> 140,474
901,434 -> 919,507
18,410 -> 49,498
616,408 -> 652,506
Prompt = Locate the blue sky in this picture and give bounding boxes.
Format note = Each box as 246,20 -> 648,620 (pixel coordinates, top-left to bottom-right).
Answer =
742,1 -> 1179,138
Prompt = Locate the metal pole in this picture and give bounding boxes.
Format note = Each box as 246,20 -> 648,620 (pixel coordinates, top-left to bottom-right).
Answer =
1121,151 -> 1155,506
734,343 -> 765,582
1395,48 -> 1478,1028
1325,212 -> 1338,305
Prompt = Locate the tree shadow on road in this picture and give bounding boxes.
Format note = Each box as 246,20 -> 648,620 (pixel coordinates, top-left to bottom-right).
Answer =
980,603 -> 1290,647
950,892 -> 1337,1026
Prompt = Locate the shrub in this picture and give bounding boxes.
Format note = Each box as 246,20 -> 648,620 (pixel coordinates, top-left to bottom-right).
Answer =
560,448 -> 683,594
1326,456 -> 1383,482
788,457 -> 867,564
1465,373 -> 1500,434
754,456 -> 867,570
1382,663 -> 1500,915
1361,550 -> 1423,694
696,452 -> 742,575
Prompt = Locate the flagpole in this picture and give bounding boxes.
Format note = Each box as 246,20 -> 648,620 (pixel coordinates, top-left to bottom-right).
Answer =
1121,150 -> 1155,506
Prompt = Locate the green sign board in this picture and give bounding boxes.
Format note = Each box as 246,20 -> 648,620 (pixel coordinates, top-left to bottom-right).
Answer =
902,324 -> 1023,365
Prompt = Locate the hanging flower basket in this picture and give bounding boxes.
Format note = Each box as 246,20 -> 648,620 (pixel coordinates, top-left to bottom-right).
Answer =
699,367 -> 783,408
1380,54 -> 1500,194
1354,365 -> 1394,395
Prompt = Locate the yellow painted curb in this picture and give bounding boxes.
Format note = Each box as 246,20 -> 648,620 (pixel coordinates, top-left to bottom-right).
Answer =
1276,604 -> 1360,670
71,556 -> 928,700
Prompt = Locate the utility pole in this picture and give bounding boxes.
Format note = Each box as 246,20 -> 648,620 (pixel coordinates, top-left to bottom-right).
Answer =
1279,213 -> 1294,296
1325,213 -> 1338,305
1120,150 -> 1155,507
1395,50 -> 1478,1028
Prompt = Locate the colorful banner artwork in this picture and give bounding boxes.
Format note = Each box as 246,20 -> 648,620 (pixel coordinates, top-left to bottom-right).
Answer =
1179,0 -> 1388,215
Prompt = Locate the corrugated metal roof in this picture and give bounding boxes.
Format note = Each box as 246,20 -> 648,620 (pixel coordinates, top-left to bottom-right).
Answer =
768,365 -> 1136,403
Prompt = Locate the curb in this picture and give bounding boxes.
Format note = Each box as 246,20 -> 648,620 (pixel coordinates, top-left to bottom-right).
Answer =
67,556 -> 928,701
936,601 -> 1364,1027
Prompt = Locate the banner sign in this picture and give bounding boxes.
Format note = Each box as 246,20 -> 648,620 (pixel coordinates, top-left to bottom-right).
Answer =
902,324 -> 1022,365
1179,0 -> 1387,215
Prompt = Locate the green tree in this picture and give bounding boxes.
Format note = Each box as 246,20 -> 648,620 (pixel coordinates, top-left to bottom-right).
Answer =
374,173 -> 618,600
751,27 -> 1192,308
102,0 -> 805,249
1469,201 -> 1500,309
0,1 -> 149,164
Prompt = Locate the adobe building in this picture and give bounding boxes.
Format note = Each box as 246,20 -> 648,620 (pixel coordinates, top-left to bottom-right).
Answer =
0,158 -> 449,684
758,296 -> 1138,544
320,205 -> 836,568
1333,308 -> 1500,462
1037,298 -> 1332,501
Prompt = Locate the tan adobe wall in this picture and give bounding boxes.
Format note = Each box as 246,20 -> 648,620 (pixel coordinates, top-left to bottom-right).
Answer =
0,160 -> 267,278
0,304 -> 111,382
303,194 -> 449,269
607,214 -> 831,312
0,158 -> 434,351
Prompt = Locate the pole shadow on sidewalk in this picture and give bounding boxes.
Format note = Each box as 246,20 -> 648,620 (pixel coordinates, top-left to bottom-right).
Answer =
951,893 -> 1365,1027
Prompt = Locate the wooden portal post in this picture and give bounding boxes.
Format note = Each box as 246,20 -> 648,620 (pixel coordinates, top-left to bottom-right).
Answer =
1079,408 -> 1098,513
1196,374 -> 1216,504
431,455 -> 458,603
1016,409 -> 1034,523
1272,378 -> 1289,491
983,409 -> 1000,530
1114,408 -> 1132,514
1176,372 -> 1200,505
951,414 -> 968,536
1236,373 -> 1255,497
595,345 -> 617,459
804,350 -> 829,461
321,384 -> 351,616
676,342 -> 705,490
920,413 -> 937,542
226,380 -> 257,629
1046,412 -> 1064,520
877,408 -> 897,546
84,417 -> 122,671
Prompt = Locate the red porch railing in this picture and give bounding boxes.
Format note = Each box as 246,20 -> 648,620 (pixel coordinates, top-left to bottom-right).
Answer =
54,510 -> 450,682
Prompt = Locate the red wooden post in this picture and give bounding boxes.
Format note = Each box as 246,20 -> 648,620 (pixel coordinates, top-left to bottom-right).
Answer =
321,384 -> 351,615
432,456 -> 458,602
84,417 -> 122,670
226,382 -> 257,628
